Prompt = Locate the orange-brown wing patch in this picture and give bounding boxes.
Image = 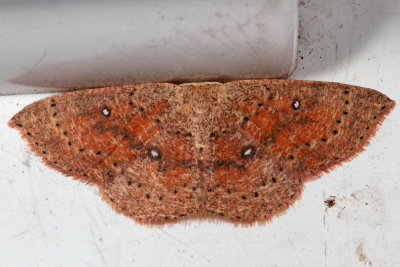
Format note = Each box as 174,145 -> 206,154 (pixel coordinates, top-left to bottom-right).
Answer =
228,80 -> 395,181
204,80 -> 395,224
99,131 -> 202,224
206,130 -> 303,223
8,84 -> 175,185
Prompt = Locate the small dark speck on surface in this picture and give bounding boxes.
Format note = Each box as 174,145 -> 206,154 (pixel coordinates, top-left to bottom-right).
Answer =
325,196 -> 336,208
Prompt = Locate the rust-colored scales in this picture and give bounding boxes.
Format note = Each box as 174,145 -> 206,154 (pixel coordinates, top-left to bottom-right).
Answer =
8,80 -> 395,224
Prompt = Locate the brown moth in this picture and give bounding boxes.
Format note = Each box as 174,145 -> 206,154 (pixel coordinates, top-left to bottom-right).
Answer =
8,79 -> 395,224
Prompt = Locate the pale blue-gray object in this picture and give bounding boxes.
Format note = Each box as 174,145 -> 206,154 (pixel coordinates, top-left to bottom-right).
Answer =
0,0 -> 298,95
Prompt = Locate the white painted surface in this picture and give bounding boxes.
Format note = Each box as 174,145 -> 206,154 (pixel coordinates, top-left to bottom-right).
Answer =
1,0 -> 400,266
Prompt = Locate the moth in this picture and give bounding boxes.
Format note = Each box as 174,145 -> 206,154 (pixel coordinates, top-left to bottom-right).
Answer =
9,79 -> 395,224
